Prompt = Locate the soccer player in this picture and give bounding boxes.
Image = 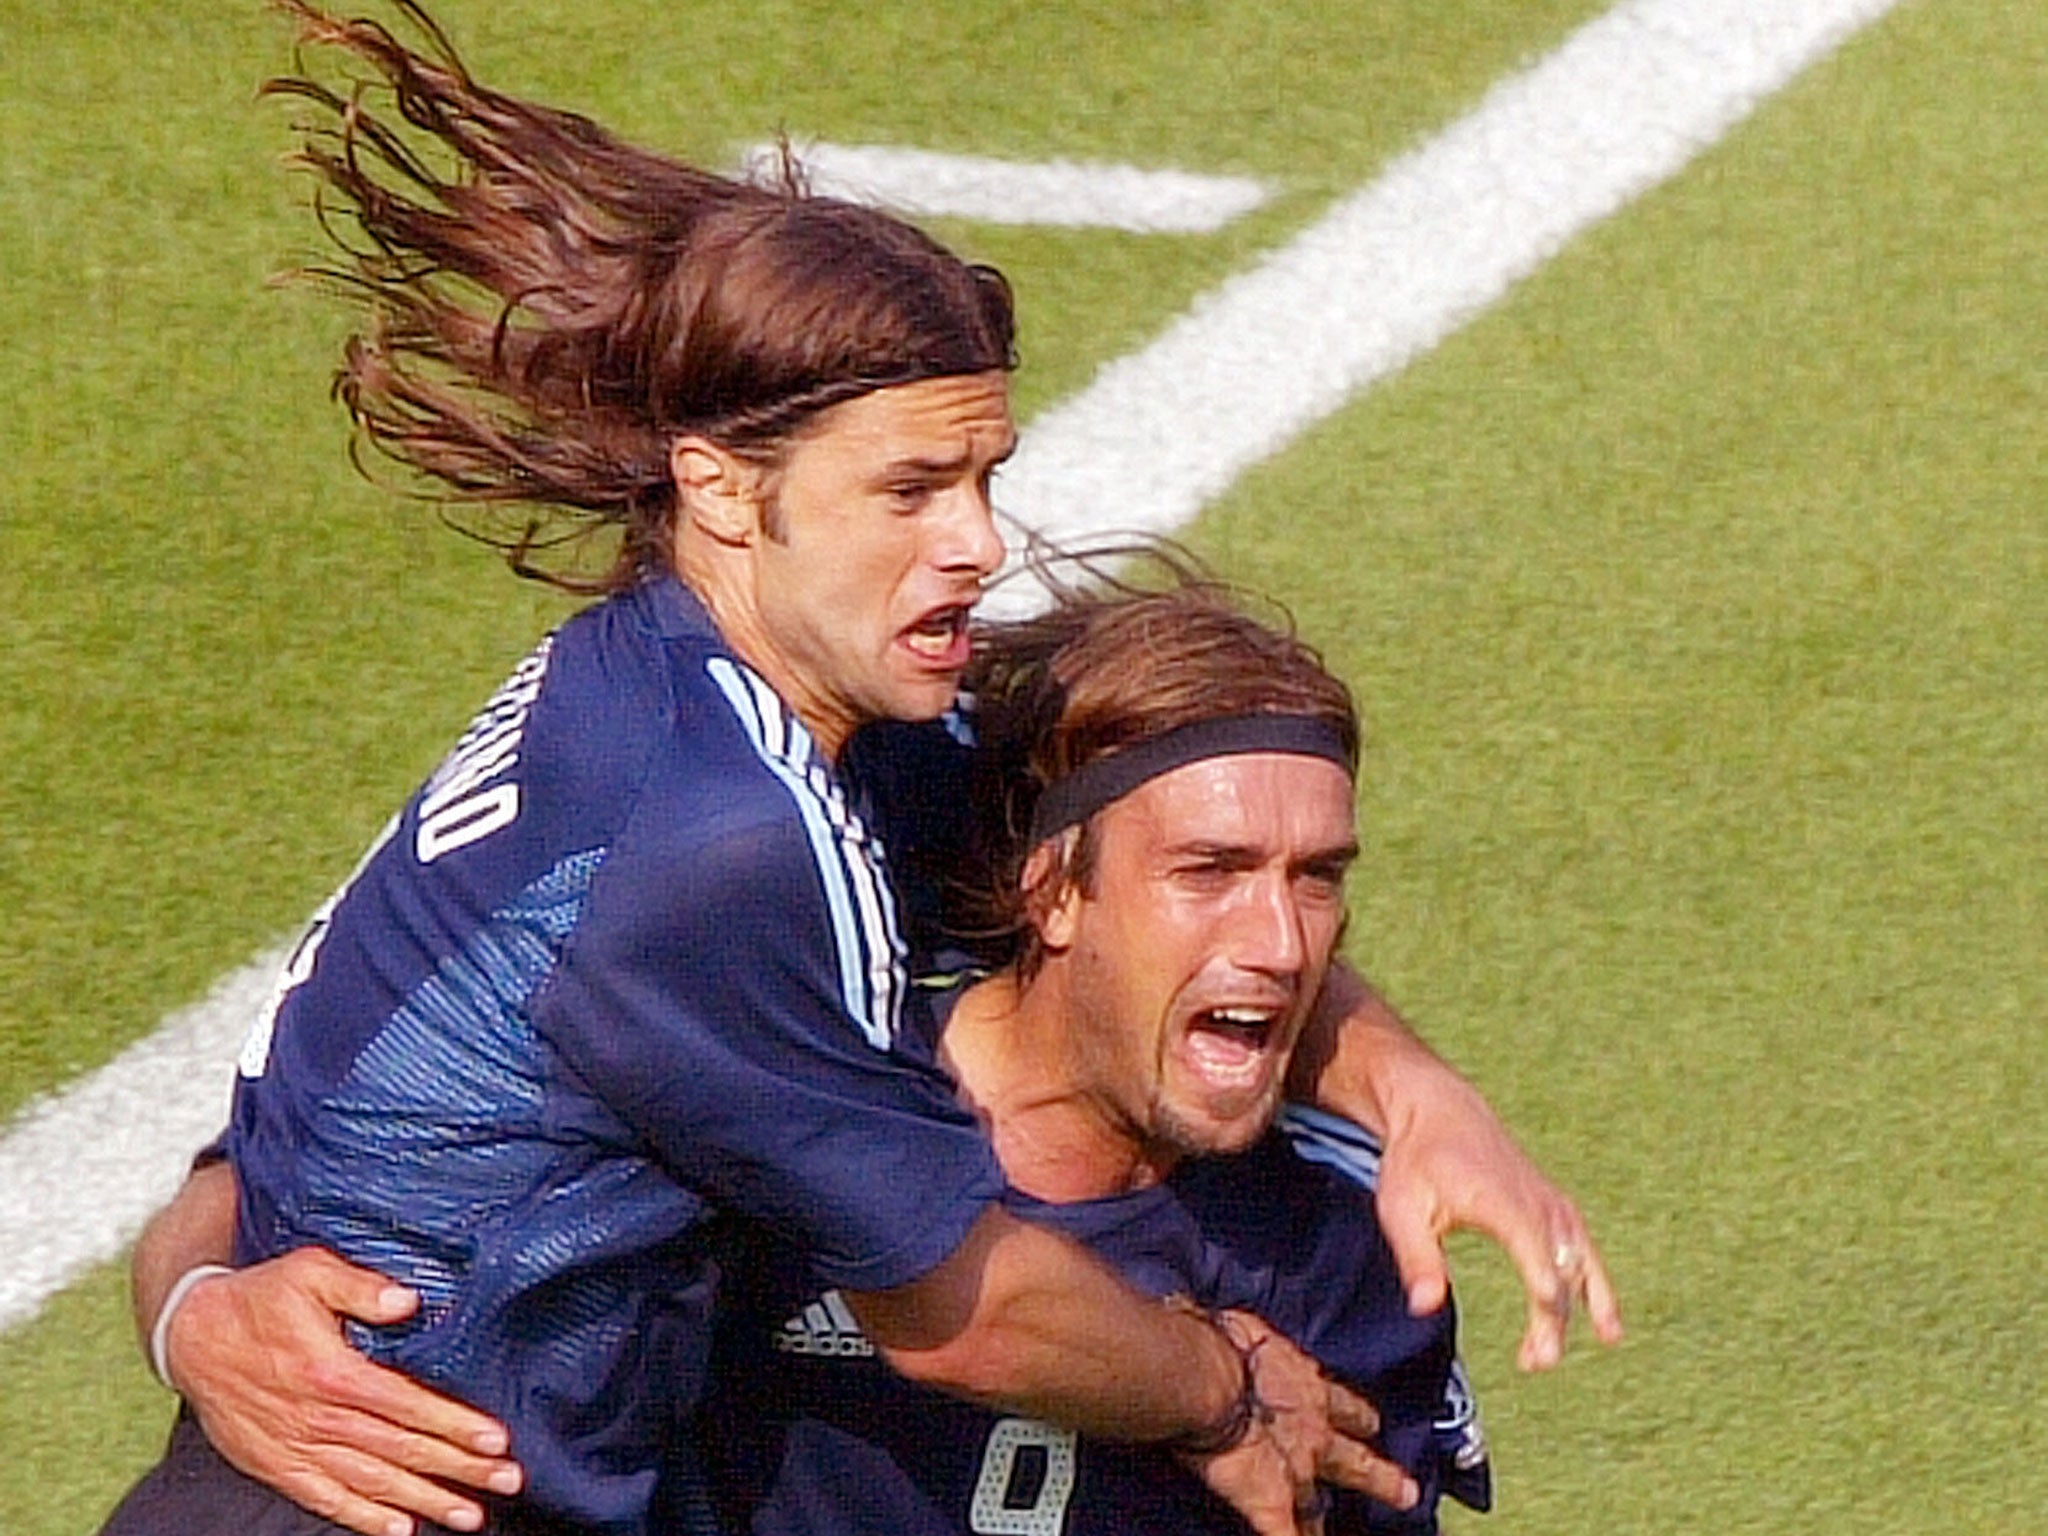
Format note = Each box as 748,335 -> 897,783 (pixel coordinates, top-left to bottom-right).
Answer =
700,578 -> 1495,1535
107,6 -> 1615,1536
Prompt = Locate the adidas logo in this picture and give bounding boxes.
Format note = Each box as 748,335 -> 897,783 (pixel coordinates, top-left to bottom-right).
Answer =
773,1289 -> 875,1358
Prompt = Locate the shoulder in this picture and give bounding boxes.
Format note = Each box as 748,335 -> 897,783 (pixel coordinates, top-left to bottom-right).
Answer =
1171,1119 -> 1381,1252
1169,1125 -> 1417,1351
538,585 -> 855,868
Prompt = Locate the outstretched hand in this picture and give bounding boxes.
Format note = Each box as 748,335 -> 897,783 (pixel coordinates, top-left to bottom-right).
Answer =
164,1247 -> 522,1536
1374,1068 -> 1623,1371
1295,964 -> 1624,1370
1183,1311 -> 1416,1536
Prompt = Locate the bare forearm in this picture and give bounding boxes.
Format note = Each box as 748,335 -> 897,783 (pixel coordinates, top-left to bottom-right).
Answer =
849,1207 -> 1417,1535
1289,960 -> 1465,1134
847,1205 -> 1242,1442
131,1158 -> 239,1363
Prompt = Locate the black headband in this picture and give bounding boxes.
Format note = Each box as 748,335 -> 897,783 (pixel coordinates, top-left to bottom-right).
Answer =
1026,713 -> 1354,849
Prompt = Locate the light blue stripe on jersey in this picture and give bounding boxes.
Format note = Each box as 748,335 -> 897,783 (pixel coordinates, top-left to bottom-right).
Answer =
705,657 -> 902,1050
1278,1104 -> 1385,1192
797,749 -> 907,1050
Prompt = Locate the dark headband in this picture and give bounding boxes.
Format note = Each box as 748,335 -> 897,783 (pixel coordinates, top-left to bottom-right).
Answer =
1026,713 -> 1354,849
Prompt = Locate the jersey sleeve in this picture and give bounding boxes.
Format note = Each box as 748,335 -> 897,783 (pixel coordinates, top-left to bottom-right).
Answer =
536,779 -> 1004,1295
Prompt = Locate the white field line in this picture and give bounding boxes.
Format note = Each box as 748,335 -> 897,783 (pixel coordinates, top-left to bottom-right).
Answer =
983,0 -> 1903,616
740,141 -> 1272,233
0,949 -> 285,1330
0,0 -> 1900,1335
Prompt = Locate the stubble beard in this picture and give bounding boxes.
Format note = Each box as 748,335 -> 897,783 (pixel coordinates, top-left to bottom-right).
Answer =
1145,1078 -> 1285,1164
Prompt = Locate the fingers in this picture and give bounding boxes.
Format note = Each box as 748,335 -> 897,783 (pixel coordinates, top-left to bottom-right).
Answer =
273,1340 -> 520,1487
312,1403 -> 524,1498
1372,1179 -> 1450,1318
1512,1210 -> 1625,1371
1318,1432 -> 1418,1512
322,1349 -> 515,1459
268,1464 -> 421,1536
1580,1236 -> 1626,1345
1317,1379 -> 1414,1512
203,1397 -> 515,1536
315,1439 -> 497,1534
1320,1379 -> 1379,1444
290,1247 -> 423,1327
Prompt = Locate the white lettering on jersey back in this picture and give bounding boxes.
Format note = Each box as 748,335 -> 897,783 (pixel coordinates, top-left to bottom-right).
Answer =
772,1288 -> 875,1358
240,812 -> 402,1078
415,636 -> 554,866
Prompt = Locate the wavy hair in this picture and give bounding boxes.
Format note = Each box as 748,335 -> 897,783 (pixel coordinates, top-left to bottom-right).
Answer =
950,549 -> 1360,976
266,0 -> 1017,590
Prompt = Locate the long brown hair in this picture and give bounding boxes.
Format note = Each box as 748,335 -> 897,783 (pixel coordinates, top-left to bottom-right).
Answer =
266,0 -> 1017,590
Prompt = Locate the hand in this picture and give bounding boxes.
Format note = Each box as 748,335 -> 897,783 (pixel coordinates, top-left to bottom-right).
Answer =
164,1247 -> 523,1536
1183,1311 -> 1417,1536
1374,1070 -> 1623,1370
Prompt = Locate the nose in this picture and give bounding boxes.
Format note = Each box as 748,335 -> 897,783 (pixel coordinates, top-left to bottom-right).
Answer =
935,479 -> 1007,582
1231,871 -> 1308,980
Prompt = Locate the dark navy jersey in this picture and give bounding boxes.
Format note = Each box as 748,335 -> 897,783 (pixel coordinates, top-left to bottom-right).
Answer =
226,577 -> 1004,1535
699,998 -> 1492,1536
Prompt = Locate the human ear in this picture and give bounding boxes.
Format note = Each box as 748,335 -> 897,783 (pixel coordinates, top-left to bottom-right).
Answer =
670,436 -> 765,548
1023,838 -> 1083,953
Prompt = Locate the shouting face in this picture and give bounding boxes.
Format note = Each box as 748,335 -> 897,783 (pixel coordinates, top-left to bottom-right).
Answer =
1043,751 -> 1358,1161
676,371 -> 1015,757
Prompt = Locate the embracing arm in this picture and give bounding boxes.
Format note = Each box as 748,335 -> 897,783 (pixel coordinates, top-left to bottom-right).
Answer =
1287,963 -> 1623,1371
847,1203 -> 1416,1536
140,1172 -> 1403,1536
131,1159 -> 237,1362
849,1205 -> 1241,1436
133,1164 -> 522,1536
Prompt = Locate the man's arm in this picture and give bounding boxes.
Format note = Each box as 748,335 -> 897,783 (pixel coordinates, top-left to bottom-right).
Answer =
137,1165 -> 523,1536
848,1201 -> 1419,1528
1287,963 -> 1624,1371
143,1177 -> 1407,1536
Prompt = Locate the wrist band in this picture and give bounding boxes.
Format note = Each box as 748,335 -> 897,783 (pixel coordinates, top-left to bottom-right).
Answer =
149,1263 -> 234,1389
1161,1295 -> 1272,1458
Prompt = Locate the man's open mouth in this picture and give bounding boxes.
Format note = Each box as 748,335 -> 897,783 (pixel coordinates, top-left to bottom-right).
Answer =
901,602 -> 973,664
1182,1006 -> 1283,1090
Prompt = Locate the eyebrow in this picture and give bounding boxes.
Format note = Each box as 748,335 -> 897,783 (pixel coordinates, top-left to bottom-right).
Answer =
878,437 -> 1019,480
1167,839 -> 1361,868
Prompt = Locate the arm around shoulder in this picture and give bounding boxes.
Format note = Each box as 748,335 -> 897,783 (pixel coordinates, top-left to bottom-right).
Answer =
129,1159 -> 524,1536
1291,961 -> 1624,1369
843,1203 -> 1243,1441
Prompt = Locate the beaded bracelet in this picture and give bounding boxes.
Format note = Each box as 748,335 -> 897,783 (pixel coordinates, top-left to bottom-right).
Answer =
1160,1295 -> 1273,1457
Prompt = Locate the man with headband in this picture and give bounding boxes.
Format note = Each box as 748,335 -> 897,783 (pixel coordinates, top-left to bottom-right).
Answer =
109,6 -> 1614,1534
103,7 -> 1409,1532
694,578 -> 1493,1534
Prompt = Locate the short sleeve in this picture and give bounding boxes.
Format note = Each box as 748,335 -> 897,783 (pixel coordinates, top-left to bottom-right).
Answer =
537,787 -> 1002,1294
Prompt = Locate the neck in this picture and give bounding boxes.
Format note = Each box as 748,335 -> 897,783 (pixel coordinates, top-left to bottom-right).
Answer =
673,536 -> 855,760
941,971 -> 1177,1202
